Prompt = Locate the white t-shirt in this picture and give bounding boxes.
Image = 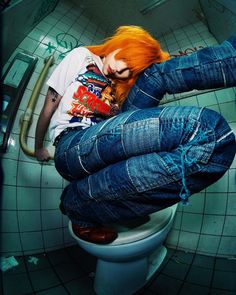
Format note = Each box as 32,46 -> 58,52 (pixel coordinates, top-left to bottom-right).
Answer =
47,47 -> 118,142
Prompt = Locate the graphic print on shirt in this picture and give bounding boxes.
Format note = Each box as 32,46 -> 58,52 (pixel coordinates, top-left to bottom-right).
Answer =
67,57 -> 118,124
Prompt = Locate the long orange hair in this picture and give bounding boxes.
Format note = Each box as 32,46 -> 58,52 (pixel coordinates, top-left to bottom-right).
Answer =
87,26 -> 170,105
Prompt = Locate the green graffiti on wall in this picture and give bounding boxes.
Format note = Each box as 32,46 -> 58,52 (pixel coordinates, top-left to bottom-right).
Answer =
44,32 -> 84,59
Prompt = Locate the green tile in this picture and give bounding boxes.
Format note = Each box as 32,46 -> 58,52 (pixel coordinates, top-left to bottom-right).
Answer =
29,269 -> 60,291
197,92 -> 217,107
35,285 -> 68,295
212,270 -> 236,291
186,265 -> 213,286
219,102 -> 236,123
215,88 -> 236,103
2,273 -> 33,295
65,276 -> 96,295
180,282 -> 209,295
150,274 -> 182,294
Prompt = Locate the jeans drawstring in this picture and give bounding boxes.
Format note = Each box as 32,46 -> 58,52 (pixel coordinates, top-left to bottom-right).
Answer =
178,129 -> 208,205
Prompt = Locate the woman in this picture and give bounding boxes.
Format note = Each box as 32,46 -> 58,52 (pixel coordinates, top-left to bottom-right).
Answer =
35,26 -> 236,244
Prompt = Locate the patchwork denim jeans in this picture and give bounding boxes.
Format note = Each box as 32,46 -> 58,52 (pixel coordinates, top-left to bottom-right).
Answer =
122,36 -> 236,111
55,36 -> 236,227
55,106 -> 235,226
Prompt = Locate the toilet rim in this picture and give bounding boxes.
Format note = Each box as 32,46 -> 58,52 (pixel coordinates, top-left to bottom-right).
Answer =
69,204 -> 177,246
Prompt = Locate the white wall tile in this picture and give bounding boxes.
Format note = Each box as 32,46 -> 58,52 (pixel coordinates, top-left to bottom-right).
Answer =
197,235 -> 221,255
215,88 -> 235,103
204,193 -> 227,215
1,211 -> 19,232
227,193 -> 236,215
18,211 -> 41,232
181,213 -> 202,233
18,37 -> 40,53
35,21 -> 52,34
1,233 -> 22,253
2,159 -> 17,185
179,96 -> 198,106
218,237 -> 236,256
202,215 -> 224,235
41,165 -> 63,188
17,162 -> 41,187
228,169 -> 236,192
20,232 -> 44,251
197,92 -> 217,107
223,216 -> 236,235
42,210 -> 62,230
41,188 -> 62,210
41,14 -> 59,26
27,28 -> 46,43
178,231 -> 199,251
1,185 -> 17,210
219,101 -> 236,123
17,187 -> 40,210
43,229 -> 63,248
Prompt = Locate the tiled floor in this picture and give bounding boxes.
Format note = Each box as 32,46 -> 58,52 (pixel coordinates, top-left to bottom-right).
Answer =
1,246 -> 236,295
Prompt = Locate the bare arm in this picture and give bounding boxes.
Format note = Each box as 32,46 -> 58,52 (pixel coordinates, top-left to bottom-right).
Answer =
35,87 -> 62,161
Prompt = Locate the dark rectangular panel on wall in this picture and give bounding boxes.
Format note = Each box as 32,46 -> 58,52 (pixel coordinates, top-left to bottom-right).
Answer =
200,0 -> 236,42
0,52 -> 38,152
2,0 -> 59,65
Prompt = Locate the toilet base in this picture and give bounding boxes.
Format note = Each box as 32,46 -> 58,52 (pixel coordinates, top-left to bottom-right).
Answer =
94,245 -> 167,295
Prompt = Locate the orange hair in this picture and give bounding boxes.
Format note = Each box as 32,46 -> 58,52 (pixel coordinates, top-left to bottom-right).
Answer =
86,26 -> 170,105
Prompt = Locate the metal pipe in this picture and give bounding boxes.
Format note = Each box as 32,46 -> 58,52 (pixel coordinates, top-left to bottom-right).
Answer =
20,54 -> 54,158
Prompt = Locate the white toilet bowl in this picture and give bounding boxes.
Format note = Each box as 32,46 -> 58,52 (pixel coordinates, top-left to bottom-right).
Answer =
68,204 -> 178,295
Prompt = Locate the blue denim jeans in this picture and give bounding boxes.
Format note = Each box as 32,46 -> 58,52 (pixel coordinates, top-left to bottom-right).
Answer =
55,37 -> 236,227
122,36 -> 236,111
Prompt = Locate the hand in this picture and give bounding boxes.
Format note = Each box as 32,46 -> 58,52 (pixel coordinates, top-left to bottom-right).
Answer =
35,148 -> 51,162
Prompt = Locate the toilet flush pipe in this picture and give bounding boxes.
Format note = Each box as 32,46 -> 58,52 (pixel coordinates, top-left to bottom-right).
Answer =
20,54 -> 54,159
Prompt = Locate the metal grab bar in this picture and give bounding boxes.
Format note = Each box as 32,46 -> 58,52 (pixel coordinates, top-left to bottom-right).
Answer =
20,55 -> 54,158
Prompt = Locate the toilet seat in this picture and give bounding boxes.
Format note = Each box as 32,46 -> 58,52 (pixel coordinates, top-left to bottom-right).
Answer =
106,206 -> 173,245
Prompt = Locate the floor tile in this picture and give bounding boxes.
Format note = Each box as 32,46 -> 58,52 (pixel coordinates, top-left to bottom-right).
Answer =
212,270 -> 236,291
186,265 -> 213,286
192,253 -> 215,269
162,259 -> 190,280
2,247 -> 236,295
179,282 -> 209,295
29,268 -> 61,292
64,276 -> 96,295
149,274 -> 182,295
36,285 -> 68,294
2,272 -> 33,295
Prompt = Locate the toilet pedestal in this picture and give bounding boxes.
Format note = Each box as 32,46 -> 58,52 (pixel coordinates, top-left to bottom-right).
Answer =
69,205 -> 178,295
94,245 -> 167,295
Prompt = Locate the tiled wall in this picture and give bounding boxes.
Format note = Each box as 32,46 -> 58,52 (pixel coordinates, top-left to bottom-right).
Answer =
159,22 -> 236,257
1,0 -> 236,258
1,0 -> 109,256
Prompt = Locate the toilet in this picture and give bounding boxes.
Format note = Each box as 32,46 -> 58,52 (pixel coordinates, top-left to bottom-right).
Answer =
68,204 -> 178,295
